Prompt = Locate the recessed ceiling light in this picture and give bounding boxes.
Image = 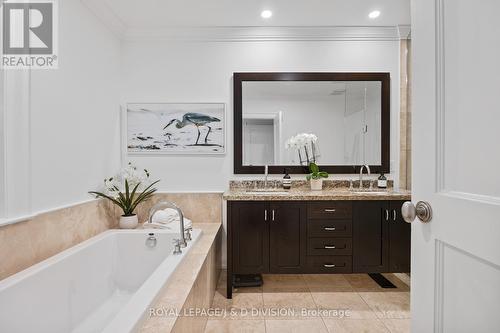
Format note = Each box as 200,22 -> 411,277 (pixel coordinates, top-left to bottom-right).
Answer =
261,10 -> 273,19
368,10 -> 381,19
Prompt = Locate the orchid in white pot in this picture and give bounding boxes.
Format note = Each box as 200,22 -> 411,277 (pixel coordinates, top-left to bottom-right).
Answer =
89,163 -> 159,229
306,162 -> 329,191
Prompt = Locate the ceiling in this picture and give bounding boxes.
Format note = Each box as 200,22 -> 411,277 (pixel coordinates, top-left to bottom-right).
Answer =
99,0 -> 410,29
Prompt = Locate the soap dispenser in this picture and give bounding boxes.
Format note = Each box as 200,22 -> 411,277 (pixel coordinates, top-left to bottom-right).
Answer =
377,173 -> 387,188
283,168 -> 291,190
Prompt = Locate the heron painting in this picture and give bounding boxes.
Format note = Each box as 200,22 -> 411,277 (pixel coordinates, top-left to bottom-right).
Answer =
164,112 -> 221,146
126,103 -> 225,154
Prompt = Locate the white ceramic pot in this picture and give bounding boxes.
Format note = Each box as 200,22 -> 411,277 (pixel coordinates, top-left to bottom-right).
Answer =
310,178 -> 323,191
119,214 -> 138,229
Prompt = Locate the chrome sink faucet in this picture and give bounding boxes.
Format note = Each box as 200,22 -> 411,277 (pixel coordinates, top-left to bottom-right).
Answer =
148,201 -> 187,248
359,165 -> 372,189
264,165 -> 268,189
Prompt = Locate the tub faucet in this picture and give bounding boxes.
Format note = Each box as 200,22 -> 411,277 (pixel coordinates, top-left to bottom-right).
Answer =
359,165 -> 372,189
148,201 -> 187,248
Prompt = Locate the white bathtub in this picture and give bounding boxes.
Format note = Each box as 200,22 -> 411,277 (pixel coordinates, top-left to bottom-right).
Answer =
0,228 -> 201,333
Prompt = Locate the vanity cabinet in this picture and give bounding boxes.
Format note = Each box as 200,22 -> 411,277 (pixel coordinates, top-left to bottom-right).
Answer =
227,199 -> 410,298
269,202 -> 307,273
230,202 -> 269,274
388,201 -> 411,272
305,202 -> 354,273
352,201 -> 389,272
352,200 -> 411,273
230,201 -> 307,275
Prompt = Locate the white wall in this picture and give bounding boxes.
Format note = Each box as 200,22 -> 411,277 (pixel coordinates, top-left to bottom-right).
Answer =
121,40 -> 401,191
1,0 -> 121,218
0,68 -> 4,217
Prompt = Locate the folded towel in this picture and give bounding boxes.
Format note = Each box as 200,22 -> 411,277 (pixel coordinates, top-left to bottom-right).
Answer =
148,207 -> 192,230
145,221 -> 192,230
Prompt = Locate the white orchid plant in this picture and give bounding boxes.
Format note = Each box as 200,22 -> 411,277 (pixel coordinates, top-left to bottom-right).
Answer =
89,163 -> 159,217
285,133 -> 320,166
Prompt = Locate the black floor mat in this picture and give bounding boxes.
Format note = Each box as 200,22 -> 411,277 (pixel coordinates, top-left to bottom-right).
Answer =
368,273 -> 397,288
233,274 -> 263,287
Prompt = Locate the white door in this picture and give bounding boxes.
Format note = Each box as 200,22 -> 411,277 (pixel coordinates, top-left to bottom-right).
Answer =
411,0 -> 500,332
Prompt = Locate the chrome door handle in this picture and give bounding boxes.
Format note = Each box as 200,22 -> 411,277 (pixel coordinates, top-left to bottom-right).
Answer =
272,209 -> 275,221
324,227 -> 336,231
324,209 -> 336,212
385,209 -> 389,221
324,245 -> 336,249
264,209 -> 267,221
402,201 -> 433,223
323,264 -> 336,268
392,209 -> 397,221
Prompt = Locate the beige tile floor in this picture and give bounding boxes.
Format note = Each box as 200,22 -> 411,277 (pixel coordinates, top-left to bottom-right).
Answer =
204,272 -> 410,333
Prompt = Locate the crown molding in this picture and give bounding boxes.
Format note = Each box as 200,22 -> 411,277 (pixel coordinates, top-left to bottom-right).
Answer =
81,0 -> 127,39
122,26 -> 404,42
81,0 -> 409,42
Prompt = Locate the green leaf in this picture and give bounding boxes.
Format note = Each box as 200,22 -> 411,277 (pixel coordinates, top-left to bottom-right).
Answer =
309,162 -> 319,174
318,171 -> 329,179
125,179 -> 130,201
130,180 -> 160,211
129,181 -> 141,205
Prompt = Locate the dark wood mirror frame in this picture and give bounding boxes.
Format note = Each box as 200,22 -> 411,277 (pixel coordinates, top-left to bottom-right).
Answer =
233,72 -> 390,174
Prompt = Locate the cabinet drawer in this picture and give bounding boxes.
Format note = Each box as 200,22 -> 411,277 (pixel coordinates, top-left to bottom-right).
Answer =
307,202 -> 352,219
306,256 -> 352,273
307,220 -> 352,237
308,238 -> 353,256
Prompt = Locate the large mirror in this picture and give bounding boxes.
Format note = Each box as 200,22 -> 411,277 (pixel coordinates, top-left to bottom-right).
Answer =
234,73 -> 390,174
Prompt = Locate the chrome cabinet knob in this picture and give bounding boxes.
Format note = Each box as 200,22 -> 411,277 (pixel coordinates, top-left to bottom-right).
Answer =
402,201 -> 433,223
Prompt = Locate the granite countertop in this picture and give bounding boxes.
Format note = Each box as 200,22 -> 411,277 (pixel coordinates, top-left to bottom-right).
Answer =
223,180 -> 411,201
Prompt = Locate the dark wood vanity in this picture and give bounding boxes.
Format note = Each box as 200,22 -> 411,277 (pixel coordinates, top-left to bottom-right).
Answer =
226,198 -> 410,298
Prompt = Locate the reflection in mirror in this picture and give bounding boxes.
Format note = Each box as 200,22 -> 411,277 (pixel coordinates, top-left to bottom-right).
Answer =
242,81 -> 381,166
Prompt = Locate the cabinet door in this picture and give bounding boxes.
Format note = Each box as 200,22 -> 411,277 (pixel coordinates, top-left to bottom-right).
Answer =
353,201 -> 389,273
231,202 -> 269,274
269,202 -> 307,273
389,201 -> 411,272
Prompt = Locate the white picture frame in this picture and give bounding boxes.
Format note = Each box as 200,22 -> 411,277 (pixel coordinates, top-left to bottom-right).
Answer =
123,103 -> 226,155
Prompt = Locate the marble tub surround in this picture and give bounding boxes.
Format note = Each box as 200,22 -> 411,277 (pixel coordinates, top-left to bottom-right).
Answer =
140,223 -> 222,333
224,180 -> 409,201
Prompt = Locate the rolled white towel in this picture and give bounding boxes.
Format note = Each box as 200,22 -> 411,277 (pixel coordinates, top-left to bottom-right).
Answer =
150,207 -> 193,229
151,210 -> 171,224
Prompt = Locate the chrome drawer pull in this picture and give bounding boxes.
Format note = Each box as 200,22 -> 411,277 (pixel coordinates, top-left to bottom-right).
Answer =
323,264 -> 336,268
324,245 -> 336,249
324,227 -> 336,231
324,209 -> 336,212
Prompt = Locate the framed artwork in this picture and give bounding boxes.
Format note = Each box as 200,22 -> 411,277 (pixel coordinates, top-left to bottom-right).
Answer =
126,103 -> 225,154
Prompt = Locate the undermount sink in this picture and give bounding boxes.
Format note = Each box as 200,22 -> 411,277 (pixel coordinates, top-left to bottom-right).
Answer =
350,190 -> 390,195
245,189 -> 290,195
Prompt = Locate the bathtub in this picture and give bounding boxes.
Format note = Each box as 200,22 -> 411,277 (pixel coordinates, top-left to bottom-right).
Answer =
0,228 -> 201,333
